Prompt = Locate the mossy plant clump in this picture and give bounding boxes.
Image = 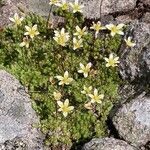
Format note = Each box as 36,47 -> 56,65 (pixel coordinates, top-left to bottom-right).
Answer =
0,1 -> 124,148
0,0 -> 4,7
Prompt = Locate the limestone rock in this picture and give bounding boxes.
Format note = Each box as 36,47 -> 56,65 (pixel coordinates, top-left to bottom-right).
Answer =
82,137 -> 137,150
113,94 -> 150,147
119,21 -> 150,84
0,70 -> 44,150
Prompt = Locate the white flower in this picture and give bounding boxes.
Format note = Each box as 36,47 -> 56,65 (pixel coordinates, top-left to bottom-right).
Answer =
88,89 -> 104,104
9,13 -> 24,26
90,21 -> 106,38
78,62 -> 92,78
20,37 -> 30,48
24,25 -> 39,39
106,23 -> 125,37
74,26 -> 87,38
73,37 -> 83,50
53,91 -> 62,101
55,0 -> 69,10
53,28 -> 70,46
49,0 -> 60,5
104,53 -> 119,67
84,102 -> 93,110
124,37 -> 136,47
57,99 -> 74,117
56,71 -> 73,85
81,86 -> 92,95
69,0 -> 84,13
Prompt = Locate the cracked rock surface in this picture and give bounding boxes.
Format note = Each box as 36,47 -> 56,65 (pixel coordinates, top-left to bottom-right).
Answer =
0,0 -> 138,27
1,0 -> 149,28
82,137 -> 137,150
119,21 -> 150,83
141,0 -> 150,7
113,94 -> 150,148
0,0 -> 28,27
0,70 -> 44,150
27,0 -> 137,19
0,137 -> 27,150
141,12 -> 150,24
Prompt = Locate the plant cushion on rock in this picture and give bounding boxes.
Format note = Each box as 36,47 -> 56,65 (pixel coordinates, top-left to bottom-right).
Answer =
0,0 -> 135,148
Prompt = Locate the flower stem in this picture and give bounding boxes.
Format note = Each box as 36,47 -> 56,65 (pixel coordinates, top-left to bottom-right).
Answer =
46,5 -> 53,28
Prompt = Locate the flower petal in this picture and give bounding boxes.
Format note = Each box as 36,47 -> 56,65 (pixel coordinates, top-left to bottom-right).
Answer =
110,31 -> 116,37
67,78 -> 73,84
106,24 -> 114,30
117,23 -> 125,29
64,99 -> 69,106
63,112 -> 68,117
86,62 -> 92,69
118,31 -> 124,35
79,63 -> 85,70
78,70 -> 83,73
59,81 -> 64,85
25,26 -> 31,31
88,94 -> 93,98
98,94 -> 104,99
109,53 -> 114,59
57,101 -> 63,107
68,106 -> 74,111
64,71 -> 69,78
84,73 -> 88,78
94,89 -> 98,96
9,18 -> 15,22
32,24 -> 37,31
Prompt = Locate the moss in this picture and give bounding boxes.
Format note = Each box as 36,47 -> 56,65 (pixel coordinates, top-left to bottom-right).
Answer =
0,7 -> 122,148
0,0 -> 5,7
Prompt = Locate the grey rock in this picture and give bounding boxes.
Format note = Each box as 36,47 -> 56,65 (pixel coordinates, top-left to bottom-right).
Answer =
141,0 -> 150,7
82,137 -> 137,150
27,0 -> 137,19
81,0 -> 137,19
115,15 -> 133,24
0,137 -> 27,150
113,94 -> 150,147
0,70 -> 44,150
0,0 -> 137,27
0,0 -> 28,27
119,21 -> 150,84
141,12 -> 150,24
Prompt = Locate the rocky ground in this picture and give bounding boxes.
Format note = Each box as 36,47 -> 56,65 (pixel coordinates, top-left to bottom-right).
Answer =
0,70 -> 44,150
0,0 -> 150,150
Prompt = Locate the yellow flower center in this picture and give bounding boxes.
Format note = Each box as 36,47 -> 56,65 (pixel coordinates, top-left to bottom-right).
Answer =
15,19 -> 21,25
58,36 -> 66,45
95,25 -> 101,31
74,42 -> 80,48
78,30 -> 84,36
85,88 -> 91,94
108,59 -> 116,66
83,68 -> 89,73
62,76 -> 69,83
74,4 -> 80,11
62,3 -> 68,10
29,30 -> 36,36
62,105 -> 69,113
111,26 -> 118,33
